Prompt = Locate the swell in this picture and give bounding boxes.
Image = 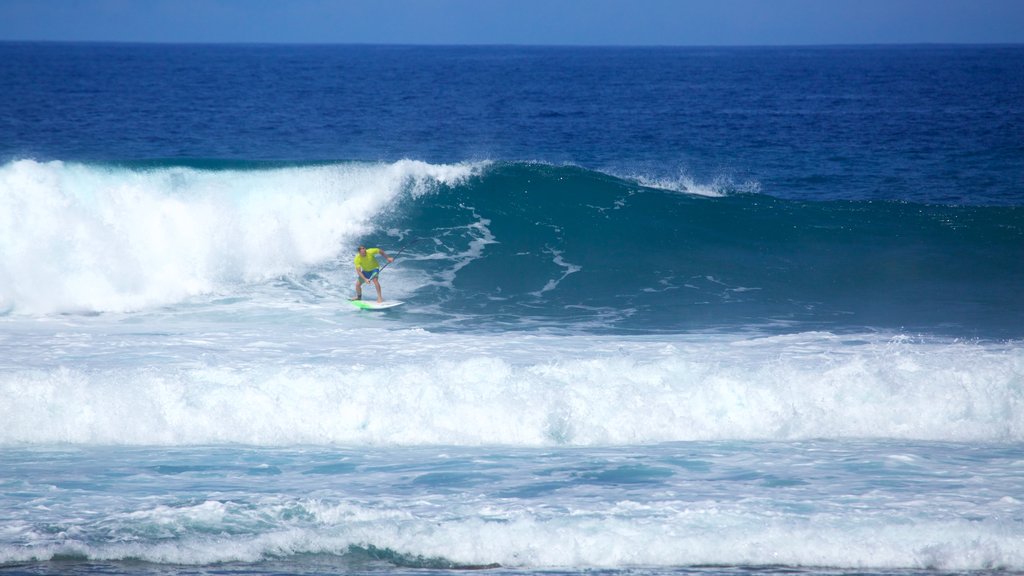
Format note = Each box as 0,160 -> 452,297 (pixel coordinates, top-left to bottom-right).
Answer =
401,162 -> 1024,337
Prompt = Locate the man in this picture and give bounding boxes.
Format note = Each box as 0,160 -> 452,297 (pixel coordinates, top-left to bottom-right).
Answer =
353,245 -> 394,302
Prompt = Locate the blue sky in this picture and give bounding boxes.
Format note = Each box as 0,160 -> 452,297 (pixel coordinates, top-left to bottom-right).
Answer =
1,0 -> 1022,45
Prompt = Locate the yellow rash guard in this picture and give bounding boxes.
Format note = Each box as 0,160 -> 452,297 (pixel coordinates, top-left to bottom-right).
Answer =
354,248 -> 382,274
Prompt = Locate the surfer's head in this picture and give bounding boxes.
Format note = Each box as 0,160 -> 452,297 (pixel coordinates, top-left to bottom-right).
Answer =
358,245 -> 367,255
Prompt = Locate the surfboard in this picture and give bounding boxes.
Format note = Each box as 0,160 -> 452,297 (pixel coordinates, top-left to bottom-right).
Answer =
349,299 -> 404,311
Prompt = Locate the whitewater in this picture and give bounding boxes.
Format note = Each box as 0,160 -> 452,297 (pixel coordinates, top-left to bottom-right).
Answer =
0,158 -> 485,315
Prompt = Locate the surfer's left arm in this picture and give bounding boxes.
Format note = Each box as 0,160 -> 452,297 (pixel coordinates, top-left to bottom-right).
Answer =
379,250 -> 394,263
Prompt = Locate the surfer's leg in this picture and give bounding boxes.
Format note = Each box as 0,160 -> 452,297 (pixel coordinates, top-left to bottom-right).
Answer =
355,276 -> 363,300
372,278 -> 383,302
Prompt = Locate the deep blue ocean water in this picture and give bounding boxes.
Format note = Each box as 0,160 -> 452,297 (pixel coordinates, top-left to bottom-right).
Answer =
1,43 -> 1023,575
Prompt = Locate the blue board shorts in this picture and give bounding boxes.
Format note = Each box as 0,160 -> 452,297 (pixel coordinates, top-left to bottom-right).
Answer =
361,269 -> 379,281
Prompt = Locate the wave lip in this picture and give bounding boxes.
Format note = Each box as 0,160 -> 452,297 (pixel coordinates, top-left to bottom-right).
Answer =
630,172 -> 762,197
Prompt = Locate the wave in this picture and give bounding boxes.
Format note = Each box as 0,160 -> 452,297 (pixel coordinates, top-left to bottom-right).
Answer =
2,333 -> 1021,446
2,158 -> 1022,337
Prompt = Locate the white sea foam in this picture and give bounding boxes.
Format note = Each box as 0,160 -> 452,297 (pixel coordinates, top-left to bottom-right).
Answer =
1,331 -> 1020,446
0,159 -> 484,315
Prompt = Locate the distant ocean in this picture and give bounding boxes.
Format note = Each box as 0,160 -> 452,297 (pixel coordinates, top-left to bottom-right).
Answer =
1,43 -> 1022,576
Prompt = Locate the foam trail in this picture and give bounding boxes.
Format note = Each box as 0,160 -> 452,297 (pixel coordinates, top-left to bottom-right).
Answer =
417,205 -> 497,289
530,247 -> 581,296
629,171 -> 761,197
0,159 -> 483,315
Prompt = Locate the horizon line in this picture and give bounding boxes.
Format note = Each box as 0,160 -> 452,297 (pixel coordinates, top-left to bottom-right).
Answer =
2,39 -> 1023,49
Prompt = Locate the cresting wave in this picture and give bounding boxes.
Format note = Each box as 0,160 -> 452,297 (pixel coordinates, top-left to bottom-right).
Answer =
2,334 -> 1021,445
0,157 -> 744,316
0,158 -> 485,315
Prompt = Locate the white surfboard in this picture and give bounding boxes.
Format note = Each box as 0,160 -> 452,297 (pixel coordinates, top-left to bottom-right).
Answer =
349,299 -> 404,311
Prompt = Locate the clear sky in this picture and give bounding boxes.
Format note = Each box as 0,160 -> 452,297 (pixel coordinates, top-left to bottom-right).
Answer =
0,0 -> 1022,46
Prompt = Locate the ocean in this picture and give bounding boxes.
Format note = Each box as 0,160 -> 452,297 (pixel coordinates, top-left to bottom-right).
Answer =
0,43 -> 1022,576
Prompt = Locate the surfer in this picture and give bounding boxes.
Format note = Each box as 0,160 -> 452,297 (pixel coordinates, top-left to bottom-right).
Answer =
354,245 -> 394,302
